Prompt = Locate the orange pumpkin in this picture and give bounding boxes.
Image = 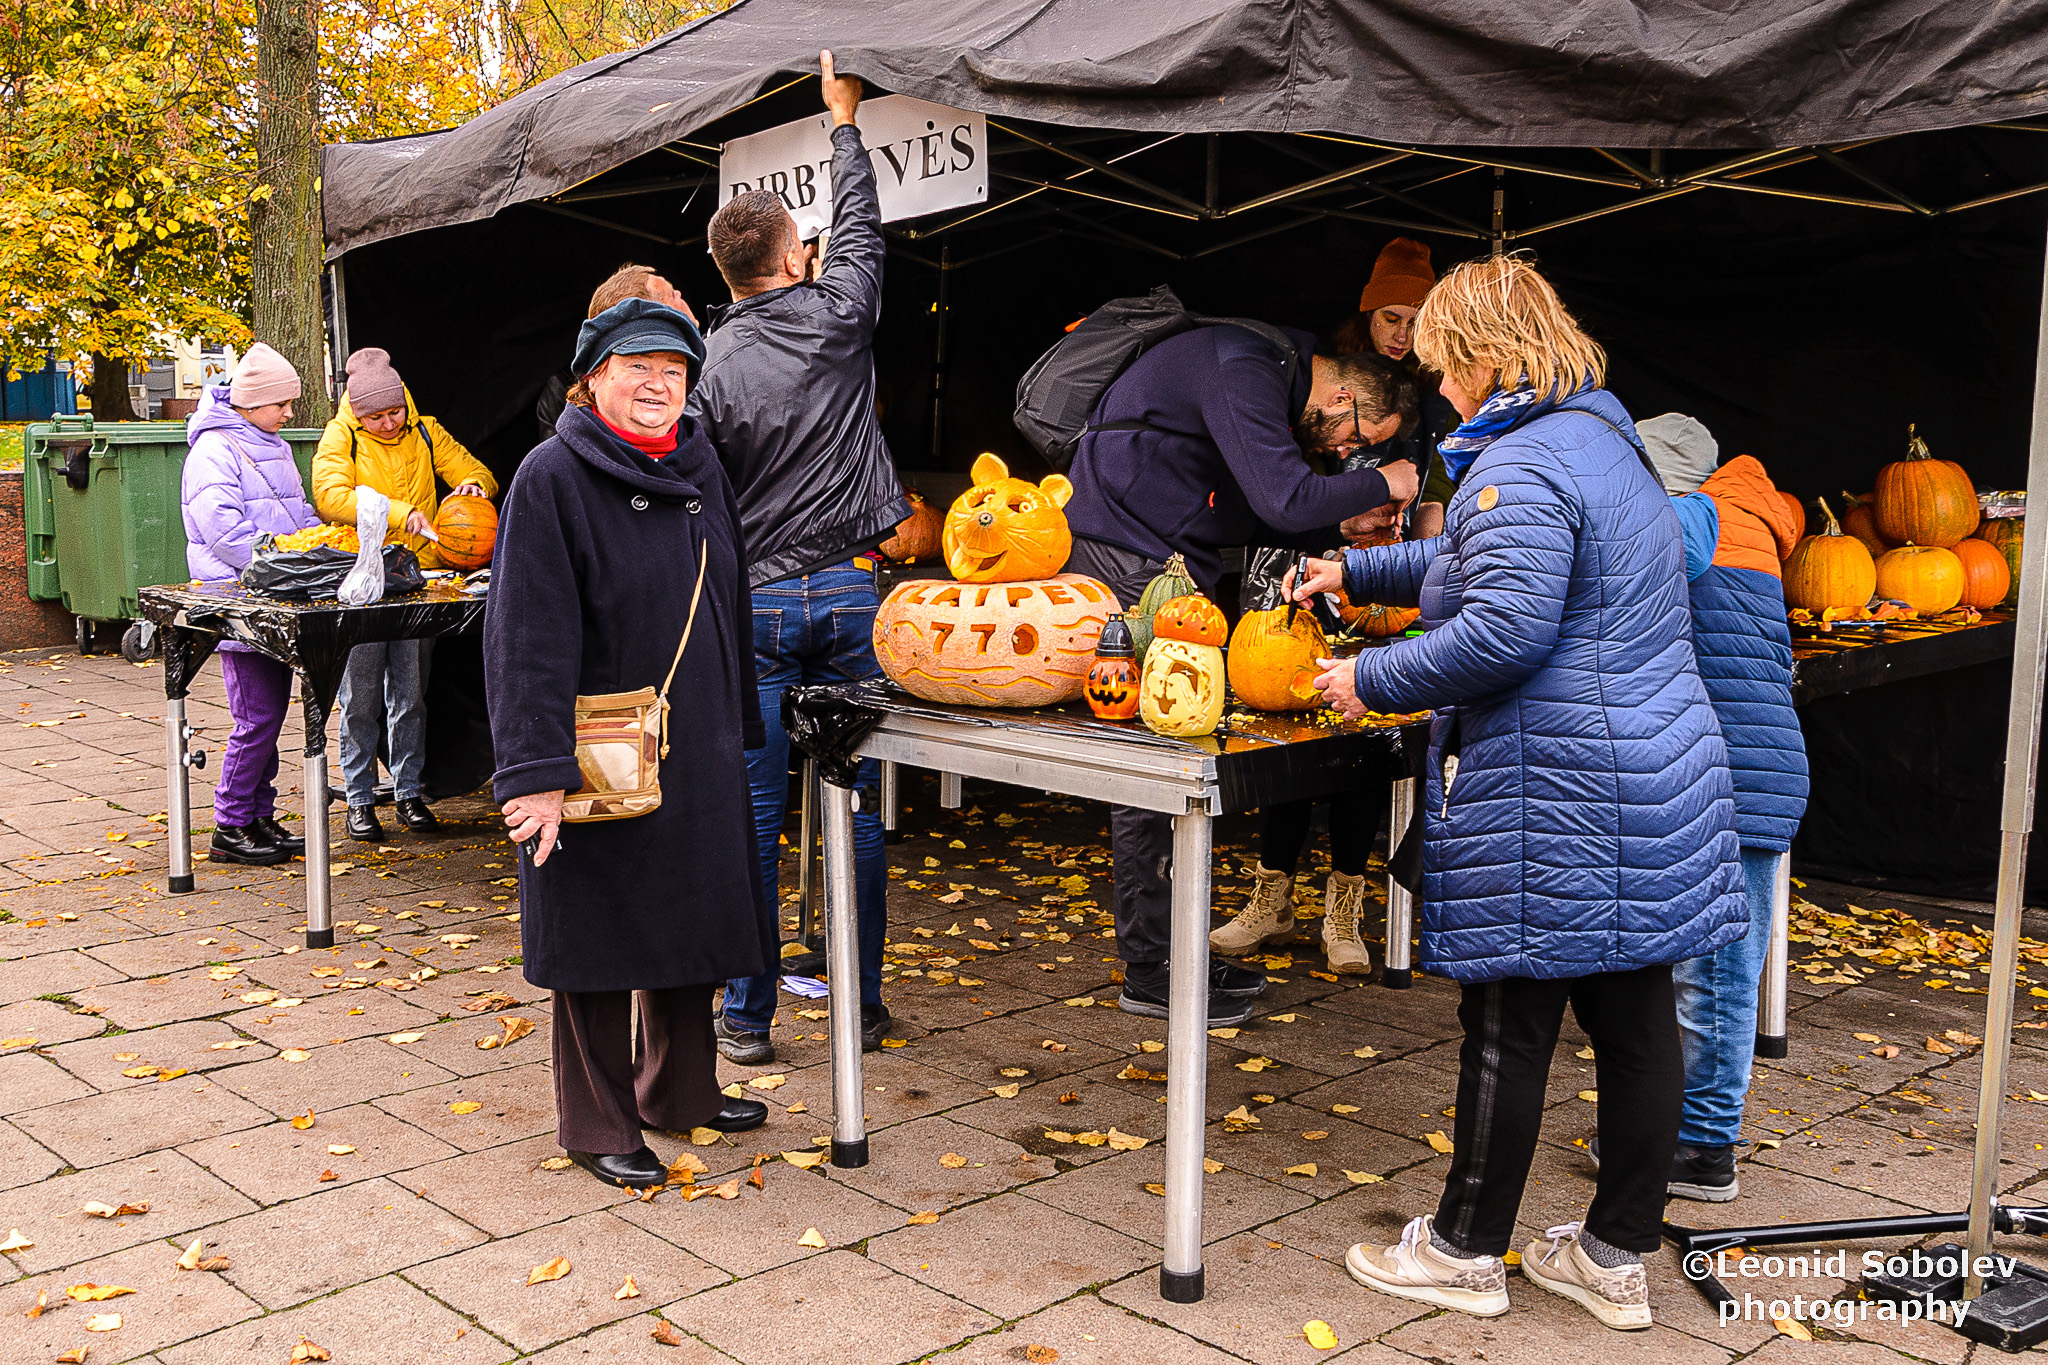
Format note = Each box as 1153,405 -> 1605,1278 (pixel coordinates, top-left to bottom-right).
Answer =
1953,536 -> 2011,608
433,495 -> 498,571
1227,607 -> 1329,711
1839,492 -> 1893,557
1337,594 -> 1421,637
943,454 -> 1073,583
1874,543 -> 1964,614
879,490 -> 944,564
1976,518 -> 2024,607
1775,491 -> 1806,548
1782,497 -> 1875,613
1873,425 -> 1978,548
872,573 -> 1118,707
1152,593 -> 1227,646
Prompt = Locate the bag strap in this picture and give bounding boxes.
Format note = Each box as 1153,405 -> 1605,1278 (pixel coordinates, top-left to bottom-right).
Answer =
655,541 -> 710,759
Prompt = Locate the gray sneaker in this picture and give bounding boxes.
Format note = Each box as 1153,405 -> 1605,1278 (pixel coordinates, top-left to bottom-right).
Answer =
714,1012 -> 774,1065
1345,1215 -> 1509,1317
1521,1223 -> 1652,1330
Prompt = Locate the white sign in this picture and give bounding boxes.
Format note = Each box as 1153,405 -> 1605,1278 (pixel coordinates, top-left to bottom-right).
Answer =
719,94 -> 987,239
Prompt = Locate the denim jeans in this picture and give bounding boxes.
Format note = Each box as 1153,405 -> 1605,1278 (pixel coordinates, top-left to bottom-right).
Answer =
1672,846 -> 1781,1147
337,639 -> 425,807
722,564 -> 888,1032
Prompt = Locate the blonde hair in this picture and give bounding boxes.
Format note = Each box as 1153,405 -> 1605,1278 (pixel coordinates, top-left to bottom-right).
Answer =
1413,254 -> 1606,403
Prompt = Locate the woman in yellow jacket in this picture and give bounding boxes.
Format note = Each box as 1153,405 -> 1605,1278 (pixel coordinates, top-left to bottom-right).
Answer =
314,347 -> 499,841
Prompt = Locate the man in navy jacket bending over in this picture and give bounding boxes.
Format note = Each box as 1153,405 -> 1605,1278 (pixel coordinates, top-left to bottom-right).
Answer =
1063,323 -> 1417,1024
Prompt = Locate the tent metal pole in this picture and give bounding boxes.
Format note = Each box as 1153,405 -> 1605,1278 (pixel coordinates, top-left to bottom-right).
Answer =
326,258 -> 350,403
989,121 -> 1206,216
1206,134 -> 1219,214
930,236 -> 950,464
1490,169 -> 1505,253
1965,219 -> 2048,1297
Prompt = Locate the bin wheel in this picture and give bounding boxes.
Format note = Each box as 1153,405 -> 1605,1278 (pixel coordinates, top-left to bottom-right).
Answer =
120,621 -> 156,663
75,617 -> 101,656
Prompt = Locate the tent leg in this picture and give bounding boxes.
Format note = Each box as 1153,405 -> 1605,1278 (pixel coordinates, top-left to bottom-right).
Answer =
1754,851 -> 1790,1059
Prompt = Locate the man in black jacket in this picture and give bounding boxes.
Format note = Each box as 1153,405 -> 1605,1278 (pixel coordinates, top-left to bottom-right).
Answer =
689,51 -> 908,1064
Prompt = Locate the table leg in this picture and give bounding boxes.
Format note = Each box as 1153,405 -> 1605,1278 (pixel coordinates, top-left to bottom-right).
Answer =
1382,777 -> 1415,989
1755,851 -> 1791,1059
304,747 -> 334,949
939,771 -> 963,809
798,758 -> 820,951
165,698 -> 195,894
881,760 -> 901,844
1161,802 -> 1212,1303
823,778 -> 868,1168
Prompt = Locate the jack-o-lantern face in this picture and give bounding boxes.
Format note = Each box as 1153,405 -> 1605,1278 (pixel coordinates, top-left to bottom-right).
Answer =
1085,656 -> 1141,719
1151,593 -> 1227,647
944,453 -> 1074,583
874,572 -> 1119,707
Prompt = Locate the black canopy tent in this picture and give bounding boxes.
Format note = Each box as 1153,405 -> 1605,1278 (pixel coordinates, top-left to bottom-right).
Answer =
322,0 -> 2048,1316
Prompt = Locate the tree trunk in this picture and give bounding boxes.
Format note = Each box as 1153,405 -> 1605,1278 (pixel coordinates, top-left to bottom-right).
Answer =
87,355 -> 137,422
252,0 -> 331,426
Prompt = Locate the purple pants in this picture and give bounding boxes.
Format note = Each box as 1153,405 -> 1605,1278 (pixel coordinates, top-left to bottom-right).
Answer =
215,651 -> 294,828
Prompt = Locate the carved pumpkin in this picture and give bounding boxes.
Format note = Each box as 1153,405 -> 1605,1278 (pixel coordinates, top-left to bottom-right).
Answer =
1839,492 -> 1893,557
1128,553 -> 1197,663
1953,536 -> 2012,609
943,454 -> 1074,583
1140,638 -> 1226,737
1776,491 -> 1806,548
1227,607 -> 1329,711
1874,543 -> 1964,614
873,573 -> 1118,707
433,495 -> 497,571
1782,497 -> 1875,613
1976,518 -> 2024,607
1874,425 -> 1978,548
1337,594 -> 1421,637
1152,593 -> 1227,647
1084,616 -> 1141,720
879,490 -> 944,564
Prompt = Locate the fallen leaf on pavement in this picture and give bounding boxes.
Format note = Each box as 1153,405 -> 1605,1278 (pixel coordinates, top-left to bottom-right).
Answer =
1331,1104 -> 1360,1114
155,1068 -> 188,1083
0,1230 -> 30,1252
1143,1183 -> 1167,1196
1041,1040 -> 1068,1052
526,1256 -> 571,1286
65,1285 -> 134,1302
1284,1163 -> 1318,1177
498,1017 -> 535,1045
281,1049 -> 310,1063
708,1178 -> 741,1200
989,1083 -> 1021,1098
1302,1130 -> 1329,1141
747,1167 -> 764,1191
797,1228 -> 828,1247
79,1203 -> 146,1219
26,1289 -> 47,1319
85,1314 -> 121,1331
1926,1037 -> 1956,1054
541,1157 -> 576,1171
939,1152 -> 969,1168
1577,1090 -> 1598,1103
1575,1046 -> 1596,1060
667,1152 -> 708,1181
120,1066 -> 159,1079
688,1127 -> 724,1146
1024,1345 -> 1060,1363
614,1275 -> 640,1300
747,1074 -> 786,1091
1874,1044 -> 1901,1058
651,1320 -> 684,1346
1425,1131 -> 1454,1154
1058,1091 -> 1080,1104
208,1040 -> 259,1051
1775,1316 -> 1813,1341
786,1101 -> 809,1114
326,1145 -> 355,1156
1235,1057 -> 1272,1072
386,1032 -> 426,1045
290,1341 -> 331,1363
1853,1032 -> 1882,1042
1105,1129 -> 1147,1151
1269,1013 -> 1297,1023
1351,1046 -> 1379,1059
290,1111 -> 316,1130
53,1348 -> 83,1363
1344,1170 -> 1385,1184
783,1150 -> 826,1169
1946,1028 -> 1984,1047
1304,1320 -> 1339,1350
880,1038 -> 907,1048
450,1101 -> 482,1115
998,1066 -> 1031,1077
318,1170 -> 337,1182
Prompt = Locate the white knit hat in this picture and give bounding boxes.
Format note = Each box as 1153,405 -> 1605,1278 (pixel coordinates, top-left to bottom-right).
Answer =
1638,413 -> 1719,495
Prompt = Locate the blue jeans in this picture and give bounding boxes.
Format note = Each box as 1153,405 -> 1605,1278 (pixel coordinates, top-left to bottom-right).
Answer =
722,564 -> 888,1032
1673,847 -> 1781,1147
337,640 -> 425,807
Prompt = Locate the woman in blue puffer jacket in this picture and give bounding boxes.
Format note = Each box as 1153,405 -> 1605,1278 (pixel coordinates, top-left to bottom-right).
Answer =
1293,257 -> 1747,1331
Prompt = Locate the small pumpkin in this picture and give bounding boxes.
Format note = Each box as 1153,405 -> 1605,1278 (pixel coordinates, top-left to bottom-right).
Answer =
1227,607 -> 1330,711
879,490 -> 944,564
1873,424 -> 1979,548
1953,536 -> 2012,609
433,495 -> 497,571
873,573 -> 1119,707
1874,543 -> 1964,614
1128,553 -> 1197,663
943,453 -> 1074,583
1140,638 -> 1226,737
1776,491 -> 1807,548
1084,614 -> 1141,719
1152,593 -> 1227,647
1839,491 -> 1893,557
1782,497 -> 1876,613
1337,594 -> 1421,637
1976,517 -> 2024,607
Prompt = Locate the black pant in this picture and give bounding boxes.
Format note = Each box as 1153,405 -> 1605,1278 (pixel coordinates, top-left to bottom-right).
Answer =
1434,965 -> 1682,1256
1260,785 -> 1384,878
552,984 -> 722,1154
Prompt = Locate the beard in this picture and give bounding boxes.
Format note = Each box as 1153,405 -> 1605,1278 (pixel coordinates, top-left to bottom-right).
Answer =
1297,404 -> 1352,453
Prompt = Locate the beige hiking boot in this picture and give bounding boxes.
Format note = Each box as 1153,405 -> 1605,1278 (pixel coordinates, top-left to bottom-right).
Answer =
1521,1223 -> 1652,1330
1346,1214 -> 1509,1316
1321,870 -> 1374,976
1210,863 -> 1297,955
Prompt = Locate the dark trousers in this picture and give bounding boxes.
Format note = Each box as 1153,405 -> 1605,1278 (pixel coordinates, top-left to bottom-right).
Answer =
1435,965 -> 1682,1256
1260,784 -> 1384,878
552,985 -> 722,1154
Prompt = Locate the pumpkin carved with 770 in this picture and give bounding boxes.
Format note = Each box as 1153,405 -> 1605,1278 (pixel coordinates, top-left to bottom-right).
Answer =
873,575 -> 1120,706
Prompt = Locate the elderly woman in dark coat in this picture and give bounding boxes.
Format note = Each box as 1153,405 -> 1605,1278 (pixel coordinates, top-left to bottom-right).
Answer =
485,298 -> 777,1189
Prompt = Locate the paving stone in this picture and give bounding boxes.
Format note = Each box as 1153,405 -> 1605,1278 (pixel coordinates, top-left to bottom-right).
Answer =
670,1249 -> 994,1365
937,1295 -> 1246,1365
210,1032 -> 459,1118
614,1161 -> 908,1278
180,1102 -> 461,1205
4,1150 -> 259,1275
13,1073 -> 273,1169
405,1209 -> 727,1352
0,1232 -> 263,1363
0,909 -> 150,958
220,985 -> 443,1050
72,969 -> 248,1031
372,1063 -> 558,1154
388,1009 -> 555,1079
83,929 -> 275,979
0,947 -> 127,1006
880,977 -> 1058,1032
821,1114 -> 1054,1213
391,1134 -> 636,1238
1022,1144 -> 1315,1249
156,1273 -> 514,1364
201,1175 -> 487,1308
947,1073 -> 1175,1165
520,1313 -> 738,1363
1752,1115 -> 2031,1206
42,1019 -> 278,1091
822,1049 -> 1009,1132
1206,1101 -> 1435,1198
909,1013 -> 1128,1086
1380,1275 -> 1735,1365
0,1050 -> 96,1112
0,997 -> 108,1049
0,1118 -> 64,1193
867,1190 -> 1155,1318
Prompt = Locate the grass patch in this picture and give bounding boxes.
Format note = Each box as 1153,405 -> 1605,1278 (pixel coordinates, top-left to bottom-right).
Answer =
0,423 -> 23,472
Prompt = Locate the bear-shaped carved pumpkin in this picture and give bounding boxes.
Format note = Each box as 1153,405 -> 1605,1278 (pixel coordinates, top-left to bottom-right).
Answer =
943,453 -> 1074,583
873,573 -> 1120,707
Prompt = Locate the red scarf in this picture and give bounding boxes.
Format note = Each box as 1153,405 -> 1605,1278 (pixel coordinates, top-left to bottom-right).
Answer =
596,411 -> 678,456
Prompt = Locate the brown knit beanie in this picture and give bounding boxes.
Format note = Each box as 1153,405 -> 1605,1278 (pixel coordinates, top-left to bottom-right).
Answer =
228,342 -> 301,408
344,347 -> 407,417
1358,238 -> 1436,314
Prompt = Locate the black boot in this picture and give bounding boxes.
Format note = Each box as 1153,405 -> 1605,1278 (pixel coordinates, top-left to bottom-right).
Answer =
567,1146 -> 665,1189
253,816 -> 304,856
345,804 -> 384,842
395,796 -> 439,833
209,823 -> 289,867
861,1002 -> 892,1053
703,1098 -> 768,1133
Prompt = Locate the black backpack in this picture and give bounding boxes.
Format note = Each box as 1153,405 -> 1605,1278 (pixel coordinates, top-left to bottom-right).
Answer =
1012,284 -> 1303,471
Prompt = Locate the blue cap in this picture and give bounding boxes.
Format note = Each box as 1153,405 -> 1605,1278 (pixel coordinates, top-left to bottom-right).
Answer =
571,298 -> 706,381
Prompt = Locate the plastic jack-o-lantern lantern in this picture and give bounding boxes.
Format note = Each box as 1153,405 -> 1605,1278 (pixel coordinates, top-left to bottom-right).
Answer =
943,453 -> 1074,583
873,573 -> 1120,707
1140,593 -> 1228,737
1084,614 -> 1141,720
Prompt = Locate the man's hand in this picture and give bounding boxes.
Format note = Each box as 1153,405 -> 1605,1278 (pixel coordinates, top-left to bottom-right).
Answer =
1378,458 -> 1419,504
821,49 -> 861,127
450,483 -> 486,499
403,508 -> 440,541
1314,657 -> 1369,720
1341,505 -> 1404,545
1282,557 -> 1346,605
503,789 -> 565,866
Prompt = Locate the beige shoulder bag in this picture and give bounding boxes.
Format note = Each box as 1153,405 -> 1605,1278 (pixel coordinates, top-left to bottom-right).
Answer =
562,544 -> 709,823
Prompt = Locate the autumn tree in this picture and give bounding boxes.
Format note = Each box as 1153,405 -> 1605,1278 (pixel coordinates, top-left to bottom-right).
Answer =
253,0 -> 329,424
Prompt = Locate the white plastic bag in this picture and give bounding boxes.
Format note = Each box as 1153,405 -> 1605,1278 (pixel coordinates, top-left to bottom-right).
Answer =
337,487 -> 392,606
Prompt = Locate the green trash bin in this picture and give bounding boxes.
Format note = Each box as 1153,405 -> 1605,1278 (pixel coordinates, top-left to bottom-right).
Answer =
23,414 -> 324,658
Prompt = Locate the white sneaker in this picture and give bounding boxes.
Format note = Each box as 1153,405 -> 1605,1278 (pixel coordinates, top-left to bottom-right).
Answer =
1346,1214 -> 1509,1316
1521,1223 -> 1652,1330
1209,863 -> 1297,955
1321,870 -> 1374,976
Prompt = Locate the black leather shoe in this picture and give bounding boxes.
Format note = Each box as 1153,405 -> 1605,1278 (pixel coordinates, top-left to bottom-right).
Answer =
345,804 -> 384,842
208,823 -> 289,866
703,1098 -> 767,1133
861,1003 -> 892,1053
395,797 -> 439,833
567,1146 -> 665,1189
253,816 -> 304,856
1210,958 -> 1270,997
1117,978 -> 1255,1027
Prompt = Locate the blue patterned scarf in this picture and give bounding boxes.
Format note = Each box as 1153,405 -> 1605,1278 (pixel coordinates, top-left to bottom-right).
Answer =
1437,383 -> 1589,483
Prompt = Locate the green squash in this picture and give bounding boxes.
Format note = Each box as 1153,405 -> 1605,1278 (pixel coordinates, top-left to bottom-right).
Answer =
1978,517 -> 2024,608
1128,552 -> 1197,664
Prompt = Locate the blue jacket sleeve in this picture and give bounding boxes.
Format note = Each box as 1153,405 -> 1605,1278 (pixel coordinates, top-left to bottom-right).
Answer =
1352,460 -> 1579,713
814,124 -> 884,335
1672,493 -> 1719,583
1342,537 -> 1441,608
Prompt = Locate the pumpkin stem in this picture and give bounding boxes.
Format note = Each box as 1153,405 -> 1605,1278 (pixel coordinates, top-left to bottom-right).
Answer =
1906,422 -> 1931,461
1816,495 -> 1843,535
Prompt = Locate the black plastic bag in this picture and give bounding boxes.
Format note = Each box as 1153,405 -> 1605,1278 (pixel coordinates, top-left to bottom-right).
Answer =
1240,546 -> 1345,633
241,537 -> 427,601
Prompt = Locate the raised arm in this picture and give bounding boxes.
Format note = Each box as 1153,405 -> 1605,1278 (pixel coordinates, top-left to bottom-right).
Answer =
812,49 -> 882,332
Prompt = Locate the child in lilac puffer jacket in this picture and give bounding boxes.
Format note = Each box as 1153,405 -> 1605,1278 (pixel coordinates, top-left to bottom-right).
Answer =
179,343 -> 320,867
